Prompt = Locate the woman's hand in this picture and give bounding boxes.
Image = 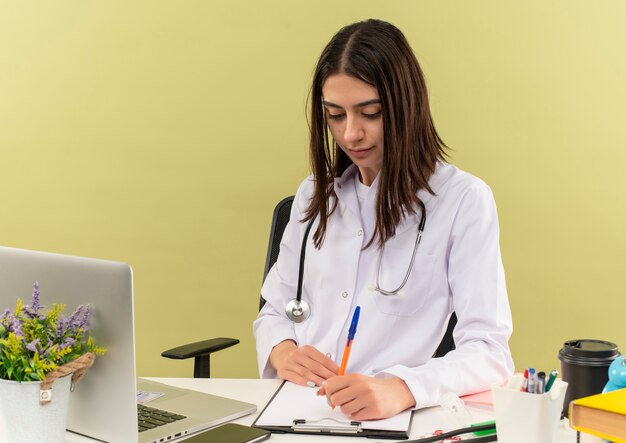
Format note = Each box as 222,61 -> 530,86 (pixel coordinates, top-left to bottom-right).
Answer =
317,374 -> 416,420
269,340 -> 340,387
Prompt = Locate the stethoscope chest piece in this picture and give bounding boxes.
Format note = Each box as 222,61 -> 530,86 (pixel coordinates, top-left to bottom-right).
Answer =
285,298 -> 311,323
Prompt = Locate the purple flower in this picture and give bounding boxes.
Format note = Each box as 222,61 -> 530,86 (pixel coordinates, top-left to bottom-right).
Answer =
67,305 -> 83,327
78,305 -> 91,331
24,281 -> 42,319
59,337 -> 76,350
31,281 -> 40,311
10,317 -> 24,337
26,339 -> 40,353
0,310 -> 11,331
57,317 -> 69,338
67,304 -> 92,331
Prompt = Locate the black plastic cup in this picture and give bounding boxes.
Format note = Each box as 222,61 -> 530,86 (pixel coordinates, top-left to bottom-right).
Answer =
558,339 -> 620,417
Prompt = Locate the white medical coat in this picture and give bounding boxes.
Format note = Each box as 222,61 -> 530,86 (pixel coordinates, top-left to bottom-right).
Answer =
253,162 -> 514,409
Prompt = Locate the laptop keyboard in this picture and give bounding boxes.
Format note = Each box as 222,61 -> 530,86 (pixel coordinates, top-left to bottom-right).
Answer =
137,404 -> 187,432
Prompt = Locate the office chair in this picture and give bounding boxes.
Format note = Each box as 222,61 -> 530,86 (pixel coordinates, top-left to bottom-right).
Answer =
161,196 -> 456,377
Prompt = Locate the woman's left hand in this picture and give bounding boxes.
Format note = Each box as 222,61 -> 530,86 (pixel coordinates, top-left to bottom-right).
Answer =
317,374 -> 416,420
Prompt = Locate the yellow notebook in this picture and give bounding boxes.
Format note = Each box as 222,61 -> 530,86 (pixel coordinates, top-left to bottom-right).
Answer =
569,388 -> 626,443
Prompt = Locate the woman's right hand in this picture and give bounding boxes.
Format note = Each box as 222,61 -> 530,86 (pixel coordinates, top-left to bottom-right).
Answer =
269,340 -> 340,387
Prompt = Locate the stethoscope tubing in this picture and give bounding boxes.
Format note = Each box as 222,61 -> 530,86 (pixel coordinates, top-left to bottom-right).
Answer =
287,201 -> 426,322
296,216 -> 316,303
374,201 -> 425,296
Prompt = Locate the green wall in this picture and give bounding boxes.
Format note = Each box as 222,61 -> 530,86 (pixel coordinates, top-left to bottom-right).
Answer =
1,1 -> 625,379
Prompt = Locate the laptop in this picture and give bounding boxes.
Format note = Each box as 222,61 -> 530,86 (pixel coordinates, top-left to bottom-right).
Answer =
0,246 -> 256,443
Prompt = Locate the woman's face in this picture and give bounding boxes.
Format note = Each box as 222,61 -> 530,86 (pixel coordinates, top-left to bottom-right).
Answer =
322,73 -> 384,186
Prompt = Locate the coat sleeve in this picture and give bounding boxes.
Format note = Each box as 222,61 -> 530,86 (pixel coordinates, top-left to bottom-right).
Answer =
252,179 -> 312,378
376,183 -> 514,409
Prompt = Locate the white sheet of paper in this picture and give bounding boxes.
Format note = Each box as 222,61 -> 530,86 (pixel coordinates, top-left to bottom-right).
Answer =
255,381 -> 412,431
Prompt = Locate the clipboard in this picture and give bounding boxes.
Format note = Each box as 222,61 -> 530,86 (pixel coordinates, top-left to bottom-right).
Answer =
252,381 -> 413,439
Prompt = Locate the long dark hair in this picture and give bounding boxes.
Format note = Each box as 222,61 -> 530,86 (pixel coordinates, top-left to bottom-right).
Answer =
305,19 -> 447,248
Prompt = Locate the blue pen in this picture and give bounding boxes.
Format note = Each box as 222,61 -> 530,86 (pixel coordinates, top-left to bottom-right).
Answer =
331,306 -> 360,410
527,368 -> 536,394
339,306 -> 361,377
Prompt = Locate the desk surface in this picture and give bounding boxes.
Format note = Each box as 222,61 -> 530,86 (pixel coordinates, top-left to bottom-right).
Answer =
66,378 -> 578,442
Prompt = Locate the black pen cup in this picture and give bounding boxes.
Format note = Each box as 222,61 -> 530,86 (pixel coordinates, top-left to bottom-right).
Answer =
558,339 -> 620,417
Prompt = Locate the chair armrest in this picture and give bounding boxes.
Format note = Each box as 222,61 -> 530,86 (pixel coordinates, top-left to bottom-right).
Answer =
161,337 -> 240,360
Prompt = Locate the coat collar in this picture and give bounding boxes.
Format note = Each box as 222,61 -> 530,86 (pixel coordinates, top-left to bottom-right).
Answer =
330,163 -> 449,237
333,165 -> 367,228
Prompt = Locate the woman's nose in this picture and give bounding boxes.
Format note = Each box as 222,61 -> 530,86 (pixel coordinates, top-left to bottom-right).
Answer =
344,116 -> 364,143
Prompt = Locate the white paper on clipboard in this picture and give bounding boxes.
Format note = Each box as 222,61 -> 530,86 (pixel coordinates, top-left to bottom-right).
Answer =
254,381 -> 412,432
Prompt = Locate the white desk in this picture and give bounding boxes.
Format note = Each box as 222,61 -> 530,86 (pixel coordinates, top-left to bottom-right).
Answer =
66,378 -> 578,442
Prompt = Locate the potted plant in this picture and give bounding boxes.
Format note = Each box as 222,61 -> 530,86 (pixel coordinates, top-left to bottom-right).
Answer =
0,282 -> 105,443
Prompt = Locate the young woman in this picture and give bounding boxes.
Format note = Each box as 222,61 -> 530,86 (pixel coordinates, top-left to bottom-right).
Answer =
253,19 -> 513,420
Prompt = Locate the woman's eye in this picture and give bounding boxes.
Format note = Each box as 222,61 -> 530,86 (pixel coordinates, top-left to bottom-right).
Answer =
327,113 -> 345,121
363,110 -> 382,119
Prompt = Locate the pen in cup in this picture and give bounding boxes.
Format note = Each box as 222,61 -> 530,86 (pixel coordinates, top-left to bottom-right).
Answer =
545,370 -> 558,392
535,371 -> 546,394
520,368 -> 529,392
527,368 -> 536,394
521,367 -> 558,394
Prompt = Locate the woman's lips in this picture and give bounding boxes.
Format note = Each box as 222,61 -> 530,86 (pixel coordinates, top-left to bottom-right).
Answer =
347,146 -> 373,158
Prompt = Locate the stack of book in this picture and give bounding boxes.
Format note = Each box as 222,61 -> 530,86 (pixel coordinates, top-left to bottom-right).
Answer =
569,387 -> 626,443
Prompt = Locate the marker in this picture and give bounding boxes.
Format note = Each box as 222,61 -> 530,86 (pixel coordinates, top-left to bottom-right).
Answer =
535,371 -> 546,394
521,368 -> 529,392
527,368 -> 536,394
471,420 -> 497,436
545,370 -> 558,392
332,306 -> 361,410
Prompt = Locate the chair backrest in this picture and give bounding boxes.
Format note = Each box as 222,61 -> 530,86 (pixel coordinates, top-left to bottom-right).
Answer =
259,196 -> 294,311
258,195 -> 456,358
433,312 -> 457,357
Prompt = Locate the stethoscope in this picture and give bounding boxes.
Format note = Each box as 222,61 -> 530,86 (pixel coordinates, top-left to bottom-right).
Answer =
285,201 -> 426,323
